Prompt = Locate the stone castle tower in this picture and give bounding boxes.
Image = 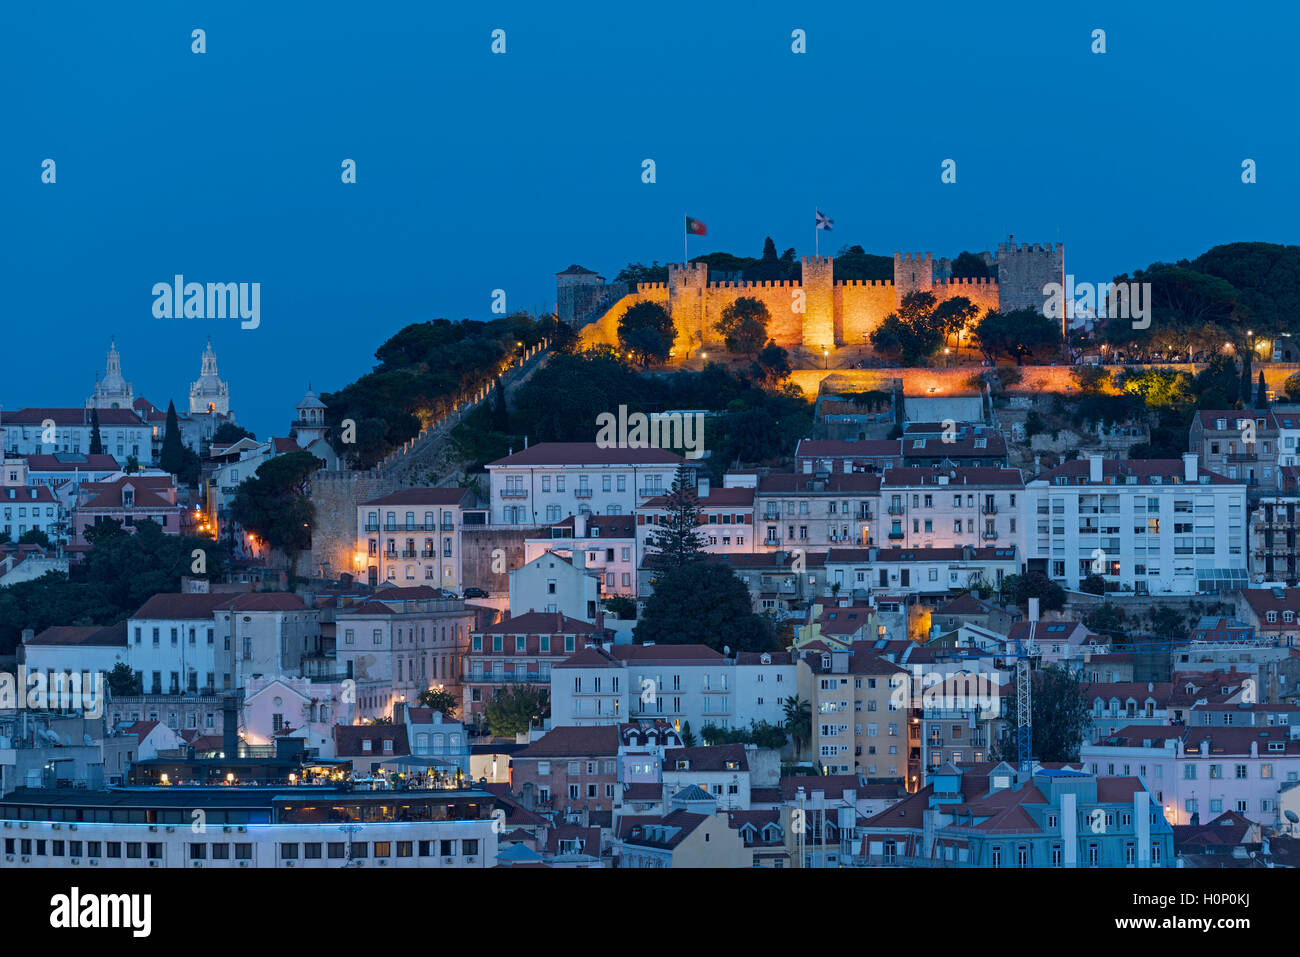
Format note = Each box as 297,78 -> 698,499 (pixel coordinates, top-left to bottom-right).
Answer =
574,239 -> 1064,357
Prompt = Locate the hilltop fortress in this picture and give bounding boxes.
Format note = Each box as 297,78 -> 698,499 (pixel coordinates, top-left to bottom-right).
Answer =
571,241 -> 1064,357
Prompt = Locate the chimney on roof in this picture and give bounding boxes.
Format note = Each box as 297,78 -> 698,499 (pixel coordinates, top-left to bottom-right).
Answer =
1028,597 -> 1039,623
574,512 -> 587,537
697,477 -> 709,498
1183,452 -> 1198,482
1088,454 -> 1103,484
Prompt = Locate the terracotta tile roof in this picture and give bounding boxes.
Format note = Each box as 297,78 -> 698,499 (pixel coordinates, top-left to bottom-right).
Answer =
131,592 -> 234,620
516,725 -> 621,758
795,439 -> 901,459
27,622 -> 127,647
756,471 -> 882,493
6,408 -> 143,426
610,644 -> 724,663
479,611 -> 602,635
662,743 -> 747,772
1240,587 -> 1300,630
215,593 -> 308,612
23,453 -> 122,472
640,487 -> 754,508
360,487 -> 475,506
332,724 -> 410,758
622,783 -> 661,802
1038,458 -> 1238,485
487,443 -> 681,468
619,808 -> 709,848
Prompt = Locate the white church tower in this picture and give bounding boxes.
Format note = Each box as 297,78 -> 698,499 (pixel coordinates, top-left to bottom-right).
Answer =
87,338 -> 135,410
189,338 -> 231,416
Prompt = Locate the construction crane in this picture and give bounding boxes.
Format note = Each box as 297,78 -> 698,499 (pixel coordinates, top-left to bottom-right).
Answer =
1002,610 -> 1256,774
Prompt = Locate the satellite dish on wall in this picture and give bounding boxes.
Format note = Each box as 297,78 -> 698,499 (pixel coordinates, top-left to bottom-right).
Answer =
1285,810 -> 1299,824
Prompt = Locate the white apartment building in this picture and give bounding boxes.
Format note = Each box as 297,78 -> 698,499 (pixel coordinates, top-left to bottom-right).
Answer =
213,593 -> 321,687
549,644 -> 796,732
126,593 -> 321,696
1025,454 -> 1248,596
334,596 -> 475,721
1081,726 -> 1300,827
824,545 -> 1021,598
636,478 -> 756,557
358,488 -> 474,590
126,593 -> 231,696
753,472 -> 880,551
485,442 -> 681,526
0,484 -> 61,542
510,550 -> 602,622
878,467 -> 1026,554
1,408 -> 148,463
525,513 -> 638,598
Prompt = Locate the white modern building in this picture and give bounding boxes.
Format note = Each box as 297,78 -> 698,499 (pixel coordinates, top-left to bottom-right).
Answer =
1025,454 -> 1248,596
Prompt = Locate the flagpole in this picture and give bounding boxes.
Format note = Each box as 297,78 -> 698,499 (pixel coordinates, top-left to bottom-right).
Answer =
684,214 -> 687,264
815,205 -> 819,257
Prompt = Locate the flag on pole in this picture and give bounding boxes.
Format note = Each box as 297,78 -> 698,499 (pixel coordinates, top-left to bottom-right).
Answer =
816,210 -> 834,231
685,216 -> 708,236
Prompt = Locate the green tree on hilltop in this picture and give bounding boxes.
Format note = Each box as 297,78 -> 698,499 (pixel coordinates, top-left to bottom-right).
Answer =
618,301 -> 676,367
716,297 -> 770,356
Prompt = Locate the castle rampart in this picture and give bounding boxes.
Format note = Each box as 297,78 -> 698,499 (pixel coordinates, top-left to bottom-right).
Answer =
574,238 -> 1063,356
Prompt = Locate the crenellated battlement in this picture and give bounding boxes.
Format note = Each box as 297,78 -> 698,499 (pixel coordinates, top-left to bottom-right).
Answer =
997,242 -> 1063,256
574,235 -> 1061,355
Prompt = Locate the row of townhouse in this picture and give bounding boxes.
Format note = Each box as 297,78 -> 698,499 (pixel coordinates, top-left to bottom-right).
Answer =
358,443 -> 1256,609
855,761 -> 1175,867
547,644 -> 795,731
1081,725 -> 1300,827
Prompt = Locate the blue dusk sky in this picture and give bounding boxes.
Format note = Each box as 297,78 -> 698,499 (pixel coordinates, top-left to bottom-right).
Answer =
2,0 -> 1295,437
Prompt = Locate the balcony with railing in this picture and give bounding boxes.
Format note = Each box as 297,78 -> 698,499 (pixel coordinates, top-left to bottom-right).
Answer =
640,487 -> 666,497
574,488 -> 594,499
980,504 -> 998,515
887,504 -> 905,515
440,521 -> 454,531
421,549 -> 435,558
981,530 -> 998,540
499,488 -> 527,499
888,529 -> 905,539
383,522 -> 438,531
1228,452 -> 1258,463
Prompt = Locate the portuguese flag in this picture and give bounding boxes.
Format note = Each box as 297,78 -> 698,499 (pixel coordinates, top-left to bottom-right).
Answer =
685,216 -> 707,236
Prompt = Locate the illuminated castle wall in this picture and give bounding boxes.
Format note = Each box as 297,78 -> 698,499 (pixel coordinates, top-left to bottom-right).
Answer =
576,242 -> 1063,356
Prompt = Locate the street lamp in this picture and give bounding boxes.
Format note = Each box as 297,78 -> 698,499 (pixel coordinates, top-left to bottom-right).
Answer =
823,348 -> 829,370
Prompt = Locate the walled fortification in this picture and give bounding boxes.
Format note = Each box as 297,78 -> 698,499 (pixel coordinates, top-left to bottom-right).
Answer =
575,240 -> 1061,358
